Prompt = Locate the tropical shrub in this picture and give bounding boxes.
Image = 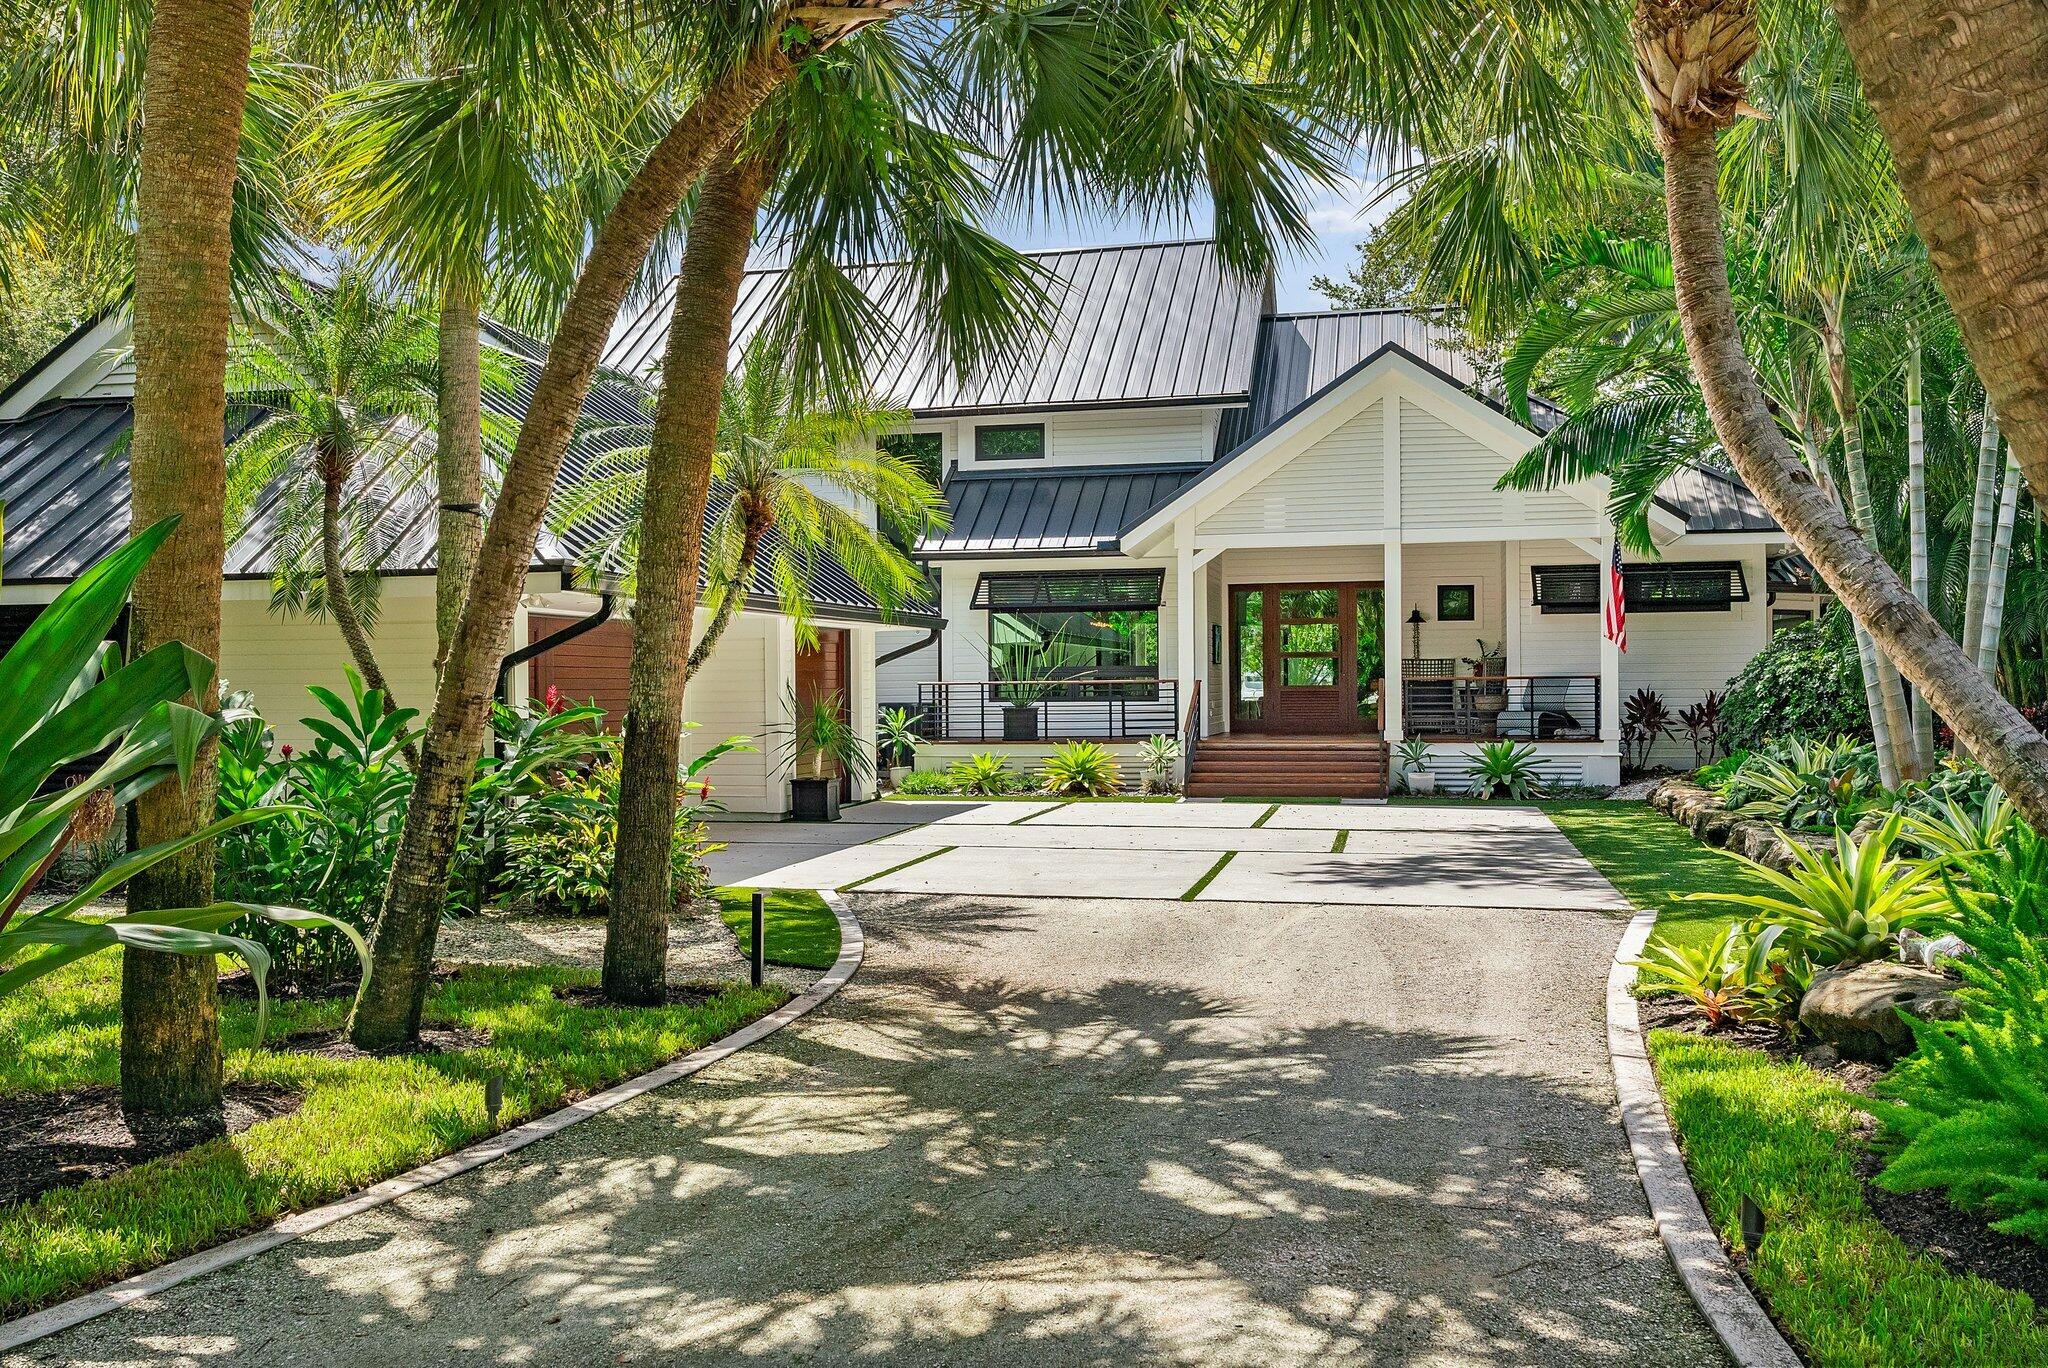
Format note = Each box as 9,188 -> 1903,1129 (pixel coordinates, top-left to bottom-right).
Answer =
1723,734 -> 1884,831
0,523 -> 355,1035
1895,782 -> 2020,865
448,698 -> 615,914
1719,614 -> 1868,751
1622,688 -> 1673,771
1693,749 -> 1750,791
877,707 -> 925,774
1464,740 -> 1544,800
781,689 -> 873,787
946,752 -> 1026,796
1686,814 -> 1955,968
1678,689 -> 1726,765
1041,740 -> 1124,796
1136,734 -> 1182,795
216,672 -> 416,986
1632,923 -> 1803,1029
893,769 -> 958,796
504,759 -> 721,916
1878,826 -> 2048,1243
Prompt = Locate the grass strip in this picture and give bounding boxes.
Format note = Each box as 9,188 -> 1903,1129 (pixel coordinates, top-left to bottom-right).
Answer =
1331,830 -> 1349,853
1651,1031 -> 2048,1365
837,845 -> 955,892
1182,851 -> 1237,901
712,886 -> 841,970
1011,801 -> 1072,824
0,956 -> 786,1320
1250,804 -> 1279,828
1538,800 -> 1778,961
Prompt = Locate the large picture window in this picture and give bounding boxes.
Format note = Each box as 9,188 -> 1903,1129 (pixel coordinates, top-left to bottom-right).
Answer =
974,570 -> 1162,681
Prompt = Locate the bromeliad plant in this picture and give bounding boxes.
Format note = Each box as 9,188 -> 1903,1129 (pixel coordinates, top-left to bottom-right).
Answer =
1464,740 -> 1545,800
1632,923 -> 1802,1029
946,752 -> 1025,797
0,522 -> 362,1041
1041,741 -> 1124,796
1723,734 -> 1885,831
1136,734 -> 1182,795
1685,814 -> 1957,968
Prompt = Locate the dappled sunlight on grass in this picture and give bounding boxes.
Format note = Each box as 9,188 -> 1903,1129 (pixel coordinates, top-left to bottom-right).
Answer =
1541,801 -> 1780,956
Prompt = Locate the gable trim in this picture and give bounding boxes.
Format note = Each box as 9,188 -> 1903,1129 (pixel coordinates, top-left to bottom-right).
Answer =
0,308 -> 126,420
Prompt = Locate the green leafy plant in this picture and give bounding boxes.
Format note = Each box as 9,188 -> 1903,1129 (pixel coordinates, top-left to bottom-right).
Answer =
1724,734 -> 1884,831
1693,748 -> 1750,791
1878,825 -> 2048,1243
1632,923 -> 1796,1029
0,523 -> 358,1042
1464,740 -> 1545,800
877,707 -> 925,775
1394,736 -> 1433,791
946,752 -> 1024,797
504,760 -> 723,916
992,626 -> 1084,707
1135,734 -> 1182,795
448,698 -> 615,915
1684,814 -> 1956,967
1040,740 -> 1124,796
892,769 -> 958,796
1719,613 -> 1870,751
781,690 -> 873,787
1896,782 -> 2019,865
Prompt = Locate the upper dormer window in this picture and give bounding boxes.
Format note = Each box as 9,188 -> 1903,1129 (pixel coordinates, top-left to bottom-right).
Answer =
976,422 -> 1046,461
880,431 -> 943,484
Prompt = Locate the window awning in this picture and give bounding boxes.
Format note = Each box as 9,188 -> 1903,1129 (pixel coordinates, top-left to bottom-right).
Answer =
972,569 -> 1165,612
1532,561 -> 1749,614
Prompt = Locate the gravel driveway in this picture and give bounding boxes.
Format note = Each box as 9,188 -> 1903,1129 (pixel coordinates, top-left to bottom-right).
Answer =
12,890 -> 1722,1366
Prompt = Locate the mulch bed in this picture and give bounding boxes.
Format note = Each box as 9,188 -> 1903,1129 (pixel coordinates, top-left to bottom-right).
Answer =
0,1083 -> 301,1207
1642,991 -> 2048,1303
551,983 -> 726,1010
217,966 -> 457,1002
279,1024 -> 492,1060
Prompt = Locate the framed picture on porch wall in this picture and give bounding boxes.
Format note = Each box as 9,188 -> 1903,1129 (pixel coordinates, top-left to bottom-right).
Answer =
1437,584 -> 1475,622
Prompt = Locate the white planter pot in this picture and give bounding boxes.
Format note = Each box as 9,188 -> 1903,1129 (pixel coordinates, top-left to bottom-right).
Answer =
1407,770 -> 1437,794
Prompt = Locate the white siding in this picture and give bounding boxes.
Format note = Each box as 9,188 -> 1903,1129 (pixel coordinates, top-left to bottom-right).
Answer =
875,626 -> 938,712
680,611 -> 791,815
219,582 -> 439,751
1619,546 -> 1770,766
1513,540 -> 1602,679
1399,399 -> 1510,530
954,407 -> 1217,473
1198,400 -> 1384,536
1396,542 -> 1508,662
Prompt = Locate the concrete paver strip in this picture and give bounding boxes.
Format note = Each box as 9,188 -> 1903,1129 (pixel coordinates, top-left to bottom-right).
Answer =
864,823 -> 1339,854
17,891 -> 1723,1366
1198,848 -> 1631,910
1257,803 -> 1558,832
856,845 -> 1223,900
1026,801 -> 1269,828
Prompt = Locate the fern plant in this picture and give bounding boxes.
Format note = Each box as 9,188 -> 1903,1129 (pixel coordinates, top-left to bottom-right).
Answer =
1041,741 -> 1124,796
1878,826 -> 2048,1243
1683,814 -> 1955,967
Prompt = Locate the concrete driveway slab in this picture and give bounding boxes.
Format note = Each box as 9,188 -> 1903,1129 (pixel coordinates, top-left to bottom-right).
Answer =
23,891 -> 1722,1366
1027,801 -> 1267,828
856,845 -> 1221,899
866,823 -> 1340,855
1259,803 -> 1557,832
712,839 -> 948,891
1199,842 -> 1630,910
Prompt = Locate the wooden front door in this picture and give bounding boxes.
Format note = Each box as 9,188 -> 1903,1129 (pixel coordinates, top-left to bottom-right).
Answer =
1229,583 -> 1385,735
795,628 -> 853,800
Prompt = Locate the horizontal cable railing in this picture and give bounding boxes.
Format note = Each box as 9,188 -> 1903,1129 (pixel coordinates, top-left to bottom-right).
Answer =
914,678 -> 1179,743
1401,674 -> 1600,741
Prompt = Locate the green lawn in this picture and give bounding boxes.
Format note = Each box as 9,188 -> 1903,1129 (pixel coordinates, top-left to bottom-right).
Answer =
1544,801 -> 2048,1362
1652,1032 -> 2048,1365
0,954 -> 785,1319
714,886 -> 842,969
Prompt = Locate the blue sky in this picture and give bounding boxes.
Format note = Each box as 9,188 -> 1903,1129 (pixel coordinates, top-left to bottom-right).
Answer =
979,151 -> 1395,311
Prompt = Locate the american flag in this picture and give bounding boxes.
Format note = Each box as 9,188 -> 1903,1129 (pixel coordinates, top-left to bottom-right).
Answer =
1604,540 -> 1628,653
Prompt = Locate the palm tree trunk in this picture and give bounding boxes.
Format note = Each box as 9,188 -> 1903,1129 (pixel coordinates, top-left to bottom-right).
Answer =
1635,0 -> 2048,832
602,152 -> 772,1006
120,0 -> 251,1142
684,524 -> 769,681
1829,0 -> 2048,506
347,42 -> 803,1048
1820,305 -> 1916,783
434,273 -> 485,673
1962,405 -> 2002,659
1979,449 -> 2023,674
319,448 -> 395,700
1906,341 -> 1936,769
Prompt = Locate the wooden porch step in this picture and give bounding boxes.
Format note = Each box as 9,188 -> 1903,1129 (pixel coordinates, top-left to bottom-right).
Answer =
1184,779 -> 1382,798
1184,735 -> 1390,799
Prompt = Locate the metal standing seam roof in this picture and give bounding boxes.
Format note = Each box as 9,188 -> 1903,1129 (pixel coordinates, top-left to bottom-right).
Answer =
1652,464 -> 1777,533
0,324 -> 937,626
920,463 -> 1206,557
604,239 -> 1269,414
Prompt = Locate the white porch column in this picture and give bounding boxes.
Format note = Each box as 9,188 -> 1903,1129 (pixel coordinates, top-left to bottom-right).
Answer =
1598,531 -> 1622,745
1175,513 -> 1199,744
1382,394 -> 1404,741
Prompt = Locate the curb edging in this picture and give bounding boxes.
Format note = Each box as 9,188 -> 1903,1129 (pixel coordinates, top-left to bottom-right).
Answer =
1609,903 -> 1803,1367
0,890 -> 865,1353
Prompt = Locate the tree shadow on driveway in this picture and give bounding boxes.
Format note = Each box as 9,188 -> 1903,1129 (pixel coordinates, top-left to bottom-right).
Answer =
21,894 -> 1724,1368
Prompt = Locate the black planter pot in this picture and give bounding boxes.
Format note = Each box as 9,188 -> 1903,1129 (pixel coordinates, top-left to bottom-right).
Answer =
1002,704 -> 1041,741
790,777 -> 841,822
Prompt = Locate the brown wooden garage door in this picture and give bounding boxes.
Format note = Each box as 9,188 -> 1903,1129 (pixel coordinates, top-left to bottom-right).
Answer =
527,613 -> 635,728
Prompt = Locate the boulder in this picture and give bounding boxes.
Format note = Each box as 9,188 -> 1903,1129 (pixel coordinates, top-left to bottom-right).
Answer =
1697,808 -> 1738,846
1799,961 -> 1965,1063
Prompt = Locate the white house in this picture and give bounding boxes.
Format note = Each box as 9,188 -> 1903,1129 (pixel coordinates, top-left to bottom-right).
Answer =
638,239 -> 1802,796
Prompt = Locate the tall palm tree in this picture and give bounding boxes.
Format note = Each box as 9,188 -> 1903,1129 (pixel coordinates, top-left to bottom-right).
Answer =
225,270 -> 444,706
120,0 -> 254,1142
553,344 -> 937,682
1627,0 -> 2048,825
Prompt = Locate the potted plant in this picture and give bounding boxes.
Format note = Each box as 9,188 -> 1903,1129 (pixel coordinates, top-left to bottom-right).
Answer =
1464,640 -> 1509,723
1395,736 -> 1435,793
993,627 -> 1080,741
782,690 -> 873,821
876,706 -> 925,790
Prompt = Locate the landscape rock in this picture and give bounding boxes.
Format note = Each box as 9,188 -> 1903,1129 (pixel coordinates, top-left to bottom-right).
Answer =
1799,961 -> 1965,1063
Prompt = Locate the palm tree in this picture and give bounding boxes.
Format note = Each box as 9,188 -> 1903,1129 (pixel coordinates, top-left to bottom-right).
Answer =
1905,337 -> 1935,771
1827,0 -> 2048,509
1627,0 -> 2048,826
555,345 -> 937,679
225,270 -> 443,706
120,0 -> 254,1142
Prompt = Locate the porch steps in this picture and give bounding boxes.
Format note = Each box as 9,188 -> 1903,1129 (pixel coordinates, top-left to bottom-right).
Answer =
1184,736 -> 1389,800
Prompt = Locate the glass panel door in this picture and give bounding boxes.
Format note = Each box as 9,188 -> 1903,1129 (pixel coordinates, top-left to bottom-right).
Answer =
1355,587 -> 1384,730
1231,588 -> 1265,725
